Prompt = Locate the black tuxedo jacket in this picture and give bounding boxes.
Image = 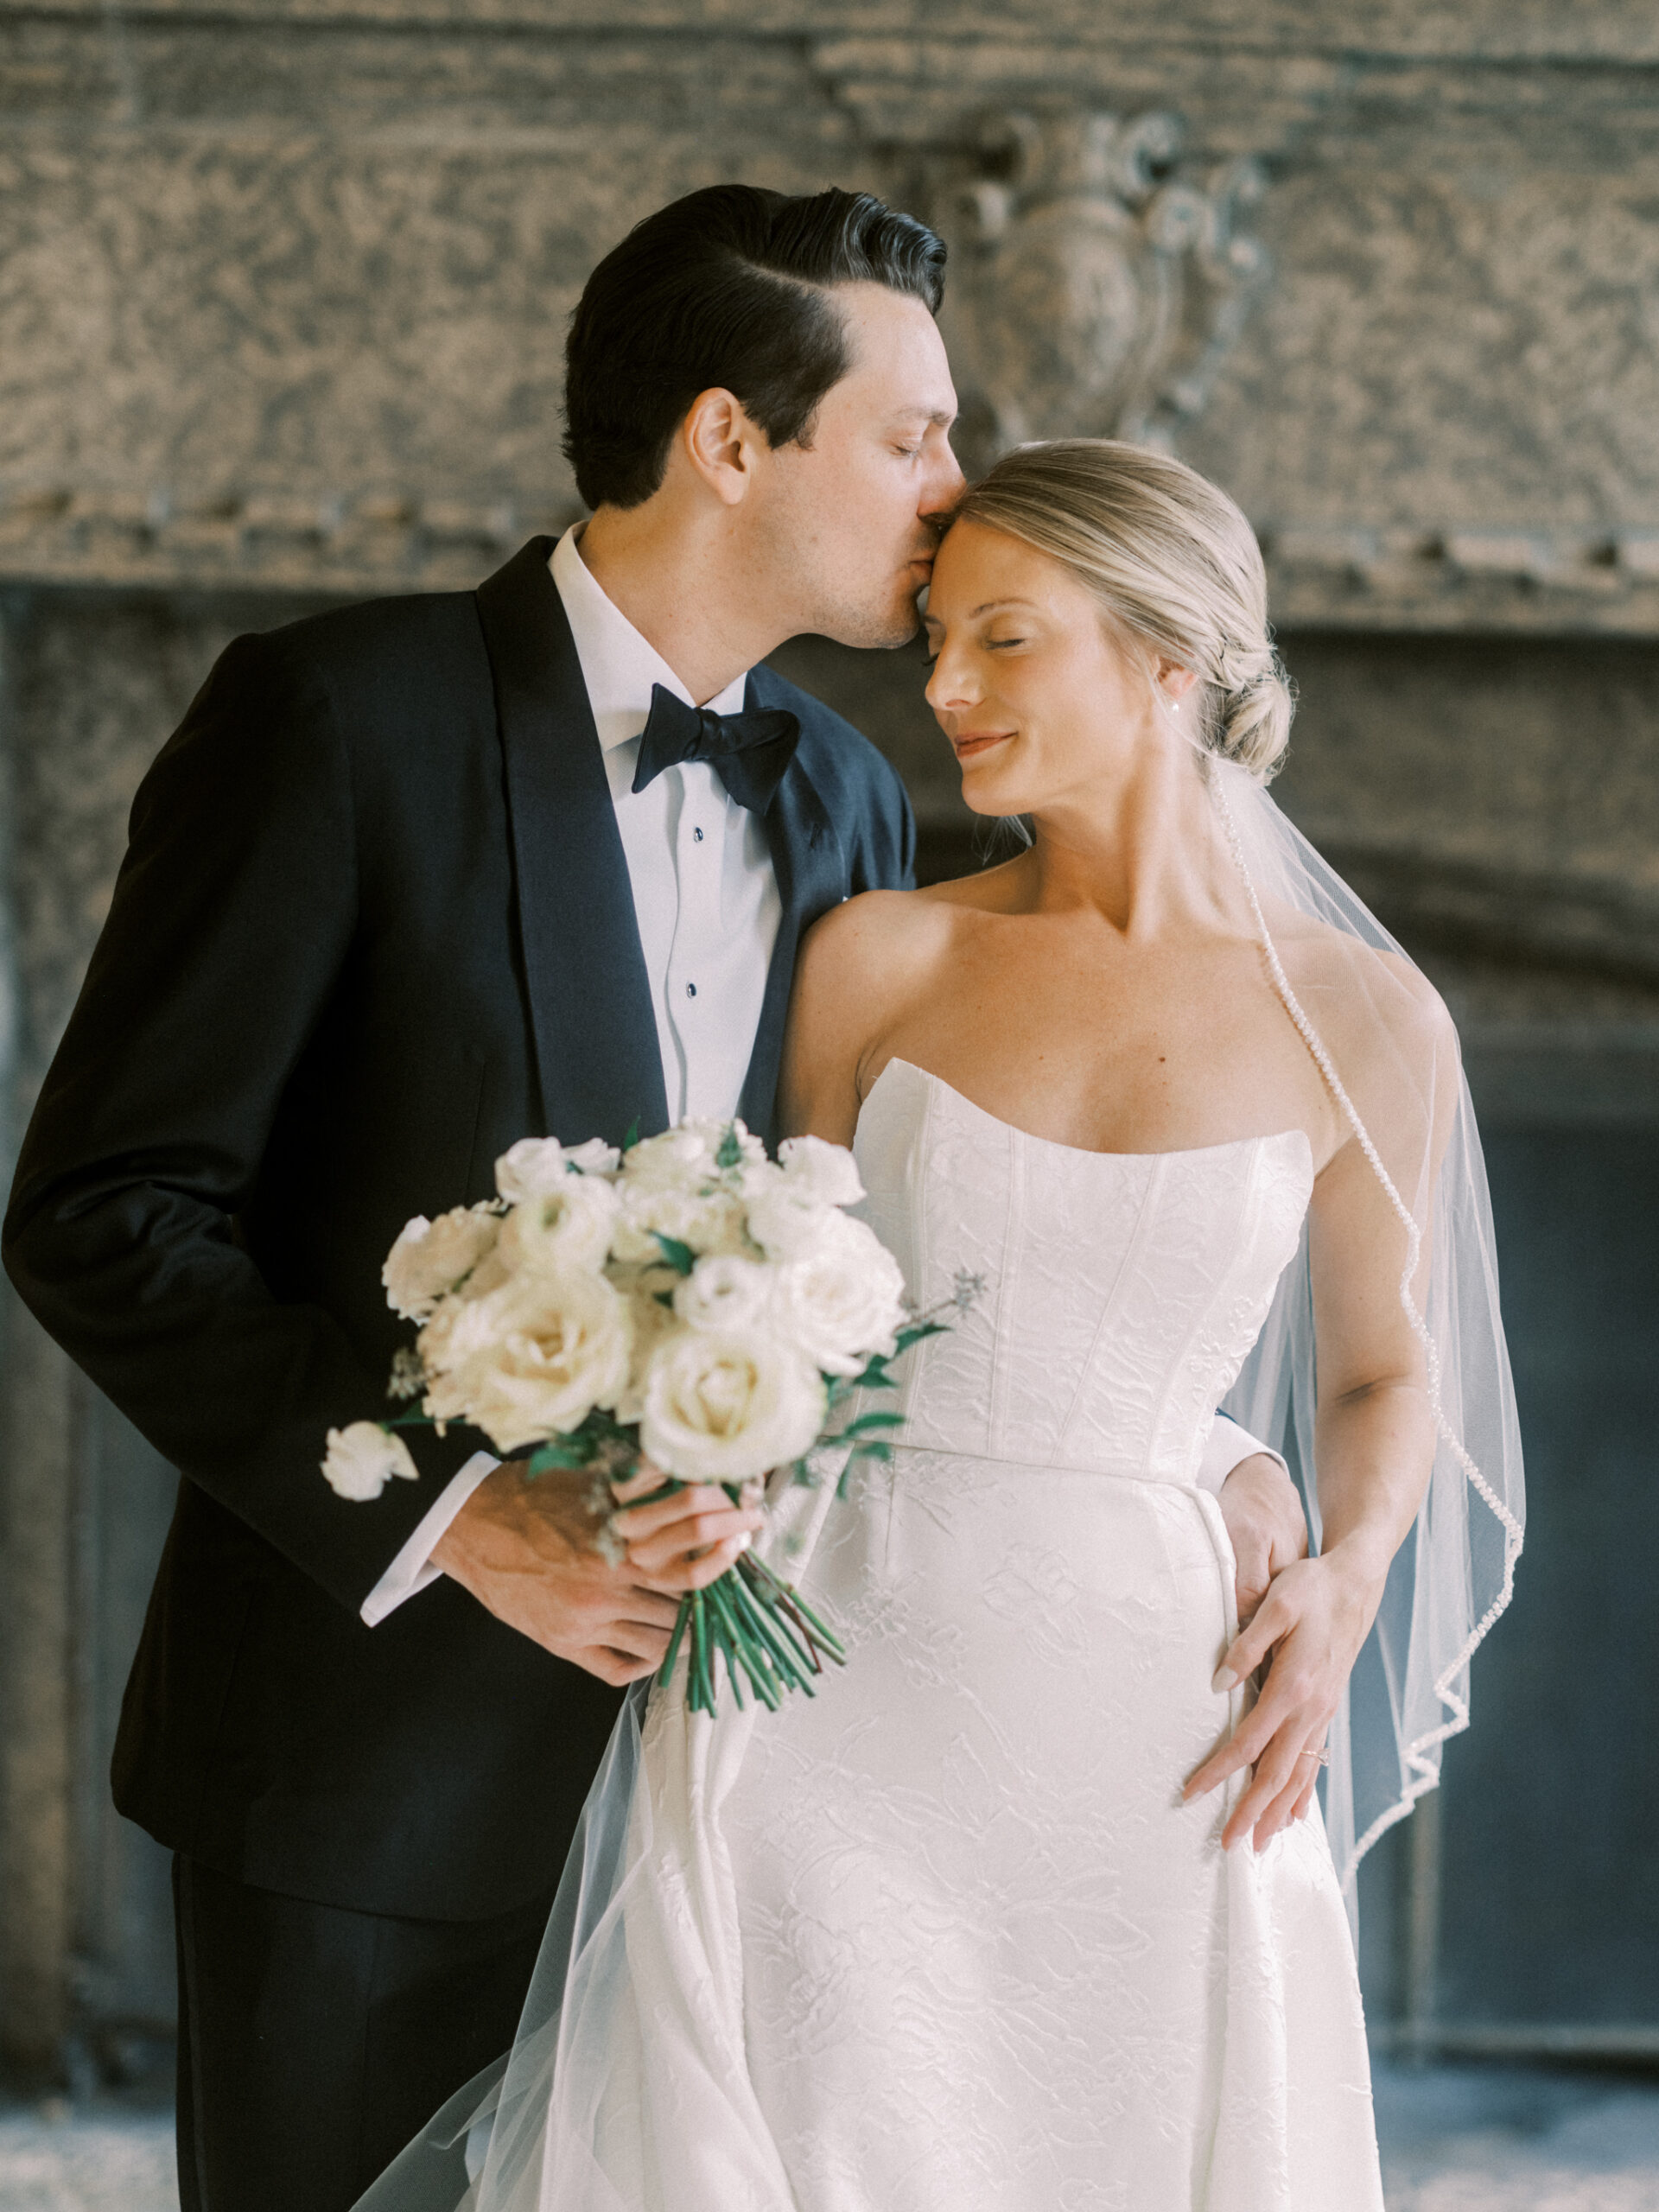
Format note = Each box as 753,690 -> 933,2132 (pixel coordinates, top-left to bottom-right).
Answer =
3,537 -> 914,1920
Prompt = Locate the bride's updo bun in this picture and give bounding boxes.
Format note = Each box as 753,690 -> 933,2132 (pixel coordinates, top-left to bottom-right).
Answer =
949,440 -> 1294,782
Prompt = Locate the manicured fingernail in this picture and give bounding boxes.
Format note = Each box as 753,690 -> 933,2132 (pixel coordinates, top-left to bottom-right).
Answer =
1211,1667 -> 1238,1694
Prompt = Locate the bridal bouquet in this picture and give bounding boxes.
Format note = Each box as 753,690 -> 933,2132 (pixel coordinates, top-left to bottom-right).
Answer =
323,1118 -> 960,1713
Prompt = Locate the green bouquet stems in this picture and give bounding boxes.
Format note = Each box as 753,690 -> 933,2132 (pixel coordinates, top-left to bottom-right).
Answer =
629,1478 -> 846,1715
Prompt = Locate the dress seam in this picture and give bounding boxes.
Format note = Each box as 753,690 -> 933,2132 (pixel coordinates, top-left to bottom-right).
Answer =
1053,1154 -> 1166,1460
986,1118 -> 1021,1458
1148,1139 -> 1269,1478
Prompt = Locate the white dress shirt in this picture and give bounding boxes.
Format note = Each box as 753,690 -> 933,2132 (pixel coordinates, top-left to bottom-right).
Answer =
363,527 -> 783,1623
361,533 -> 1284,1624
553,526 -> 783,1124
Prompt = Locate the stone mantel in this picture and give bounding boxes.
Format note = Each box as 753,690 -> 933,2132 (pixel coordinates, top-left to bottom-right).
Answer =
16,2 -> 1659,61
6,3 -> 1659,629
14,497 -> 1659,640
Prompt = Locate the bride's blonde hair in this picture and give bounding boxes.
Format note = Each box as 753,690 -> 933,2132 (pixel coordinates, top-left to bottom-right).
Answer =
949,440 -> 1294,781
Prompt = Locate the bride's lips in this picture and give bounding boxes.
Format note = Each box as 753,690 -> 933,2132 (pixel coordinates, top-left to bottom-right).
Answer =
951,728 -> 1014,761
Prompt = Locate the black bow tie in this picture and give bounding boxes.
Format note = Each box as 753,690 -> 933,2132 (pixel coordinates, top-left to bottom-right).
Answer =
631,683 -> 801,817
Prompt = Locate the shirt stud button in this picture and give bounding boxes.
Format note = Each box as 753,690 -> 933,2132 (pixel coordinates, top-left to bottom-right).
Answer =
685,982 -> 697,998
693,826 -> 704,842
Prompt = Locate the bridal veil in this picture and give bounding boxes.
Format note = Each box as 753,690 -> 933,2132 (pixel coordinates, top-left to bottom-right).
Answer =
1211,755 -> 1524,1901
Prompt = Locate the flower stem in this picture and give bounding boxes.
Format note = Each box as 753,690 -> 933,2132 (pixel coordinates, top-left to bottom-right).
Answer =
658,1595 -> 692,1692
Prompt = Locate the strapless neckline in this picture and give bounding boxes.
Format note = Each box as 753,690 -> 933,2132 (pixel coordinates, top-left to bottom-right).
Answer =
863,1055 -> 1314,1174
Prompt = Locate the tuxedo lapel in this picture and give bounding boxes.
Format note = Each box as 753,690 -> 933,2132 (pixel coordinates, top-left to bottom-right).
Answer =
474,538 -> 670,1148
738,665 -> 848,1145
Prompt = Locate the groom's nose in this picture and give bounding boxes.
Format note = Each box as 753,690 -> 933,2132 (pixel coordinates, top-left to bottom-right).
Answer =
920,441 -> 967,518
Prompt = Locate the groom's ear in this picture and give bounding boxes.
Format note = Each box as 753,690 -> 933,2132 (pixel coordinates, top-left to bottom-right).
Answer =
680,386 -> 765,508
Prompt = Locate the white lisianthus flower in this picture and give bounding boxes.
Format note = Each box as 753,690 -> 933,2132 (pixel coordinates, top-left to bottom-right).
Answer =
424,1269 -> 633,1454
609,1179 -> 750,1267
611,1276 -> 680,1425
622,1117 -> 765,1191
772,1211 -> 909,1376
382,1205 -> 501,1321
641,1328 -> 826,1485
777,1133 -> 865,1210
495,1135 -> 620,1202
497,1173 -> 618,1275
742,1176 -> 836,1262
321,1421 -> 420,1501
415,1282 -> 508,1385
563,1137 -> 624,1179
620,1126 -> 715,1191
673,1253 -> 773,1335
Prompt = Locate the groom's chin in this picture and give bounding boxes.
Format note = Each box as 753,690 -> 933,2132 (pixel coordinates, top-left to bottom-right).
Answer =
823,596 -> 925,654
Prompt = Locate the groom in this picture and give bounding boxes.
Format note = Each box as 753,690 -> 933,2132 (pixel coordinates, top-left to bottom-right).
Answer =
3,185 -> 1305,2210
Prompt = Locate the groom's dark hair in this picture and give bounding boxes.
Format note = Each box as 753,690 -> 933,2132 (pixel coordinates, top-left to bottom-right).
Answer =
564,185 -> 947,512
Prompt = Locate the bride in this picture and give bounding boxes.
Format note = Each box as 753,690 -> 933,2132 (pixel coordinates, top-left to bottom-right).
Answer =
360,441 -> 1522,2211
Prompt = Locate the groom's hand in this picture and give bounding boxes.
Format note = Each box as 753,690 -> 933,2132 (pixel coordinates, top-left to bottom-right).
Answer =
432,1462 -> 763,1687
1217,1453 -> 1308,1628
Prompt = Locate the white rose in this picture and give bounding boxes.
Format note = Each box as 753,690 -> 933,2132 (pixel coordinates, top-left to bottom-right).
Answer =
609,1179 -> 750,1267
495,1135 -> 620,1202
496,1173 -> 618,1275
673,1253 -> 773,1335
621,1117 -> 765,1191
382,1205 -> 501,1321
322,1421 -> 420,1501
424,1269 -> 632,1453
772,1211 -> 908,1376
777,1133 -> 865,1210
640,1327 -> 826,1485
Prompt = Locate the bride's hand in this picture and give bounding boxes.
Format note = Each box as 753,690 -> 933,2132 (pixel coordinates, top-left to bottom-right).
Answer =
609,1462 -> 766,1586
1215,1452 -> 1306,1626
1181,1546 -> 1384,1852
432,1462 -> 765,1688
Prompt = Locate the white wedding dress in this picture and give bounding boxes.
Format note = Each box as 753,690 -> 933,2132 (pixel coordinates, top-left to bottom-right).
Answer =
453,1055 -> 1385,2212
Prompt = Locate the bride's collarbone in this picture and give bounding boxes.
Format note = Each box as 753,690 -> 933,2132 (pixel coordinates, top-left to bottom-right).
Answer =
870,998 -> 1337,1165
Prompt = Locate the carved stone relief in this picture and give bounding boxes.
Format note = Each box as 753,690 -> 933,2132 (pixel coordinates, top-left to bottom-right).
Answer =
929,109 -> 1270,480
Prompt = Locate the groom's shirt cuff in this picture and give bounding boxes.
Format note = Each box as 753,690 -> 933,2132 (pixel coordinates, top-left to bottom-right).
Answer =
360,1450 -> 499,1625
1197,1413 -> 1287,1499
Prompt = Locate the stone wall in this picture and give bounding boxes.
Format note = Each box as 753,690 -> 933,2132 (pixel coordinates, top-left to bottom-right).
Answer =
3,0 -> 1658,2077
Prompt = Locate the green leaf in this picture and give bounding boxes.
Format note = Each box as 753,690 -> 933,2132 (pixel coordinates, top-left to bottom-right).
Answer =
622,1117 -> 641,1153
715,1123 -> 742,1171
527,1437 -> 595,1475
893,1320 -> 950,1355
851,1439 -> 893,1462
836,1410 -> 905,1438
652,1231 -> 696,1276
849,1354 -> 896,1391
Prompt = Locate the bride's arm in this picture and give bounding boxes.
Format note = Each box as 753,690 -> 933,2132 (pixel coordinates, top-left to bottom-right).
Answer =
1184,998 -> 1459,1851
778,891 -> 923,1146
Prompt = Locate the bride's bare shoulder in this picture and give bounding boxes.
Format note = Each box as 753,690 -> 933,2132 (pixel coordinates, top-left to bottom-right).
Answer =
1270,906 -> 1459,1093
799,858 -> 1022,985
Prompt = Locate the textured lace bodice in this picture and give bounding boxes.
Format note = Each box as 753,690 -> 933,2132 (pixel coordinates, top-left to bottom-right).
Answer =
856,1058 -> 1313,1484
